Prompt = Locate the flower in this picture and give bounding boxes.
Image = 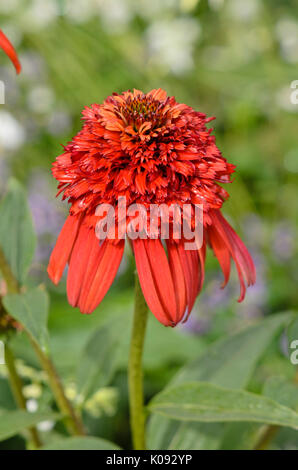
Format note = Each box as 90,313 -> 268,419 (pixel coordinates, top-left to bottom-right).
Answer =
0,29 -> 21,74
48,88 -> 255,326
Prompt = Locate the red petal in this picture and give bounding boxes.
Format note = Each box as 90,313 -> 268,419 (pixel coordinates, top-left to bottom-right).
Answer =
216,211 -> 256,284
177,241 -> 199,319
208,225 -> 231,287
210,210 -> 256,302
79,240 -> 125,314
166,241 -> 187,323
0,30 -> 21,74
133,239 -> 173,326
77,234 -> 107,311
144,239 -> 177,320
67,224 -> 96,307
47,216 -> 81,285
197,242 -> 206,294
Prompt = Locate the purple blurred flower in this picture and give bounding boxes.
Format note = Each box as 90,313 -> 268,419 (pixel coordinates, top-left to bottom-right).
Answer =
272,221 -> 295,262
28,171 -> 66,273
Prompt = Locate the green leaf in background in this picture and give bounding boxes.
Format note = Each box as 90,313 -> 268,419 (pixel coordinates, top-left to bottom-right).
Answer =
166,422 -> 224,451
76,314 -> 127,403
263,377 -> 298,412
41,436 -> 121,450
173,312 -> 292,389
0,179 -> 36,284
0,410 -> 59,441
219,422 -> 261,450
148,382 -> 298,429
147,312 -> 291,449
3,288 -> 49,351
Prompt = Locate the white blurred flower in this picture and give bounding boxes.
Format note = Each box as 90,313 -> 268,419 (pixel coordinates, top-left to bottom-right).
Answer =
24,384 -> 43,399
85,387 -> 118,418
180,0 -> 200,13
97,0 -> 132,33
37,420 -> 55,432
21,0 -> 59,30
26,398 -> 39,412
146,17 -> 200,75
275,18 -> 298,64
0,0 -> 22,14
208,0 -> 224,11
27,85 -> 55,114
0,111 -> 25,151
227,0 -> 260,22
65,0 -> 95,24
136,0 -> 179,20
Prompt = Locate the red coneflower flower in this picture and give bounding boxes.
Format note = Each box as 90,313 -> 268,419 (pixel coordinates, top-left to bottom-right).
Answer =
0,30 -> 21,74
48,89 -> 255,326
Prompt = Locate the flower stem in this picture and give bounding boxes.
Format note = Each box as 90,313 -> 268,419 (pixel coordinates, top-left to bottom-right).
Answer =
0,246 -> 19,293
128,274 -> 148,450
254,425 -> 279,450
5,343 -> 42,448
0,245 -> 85,436
29,337 -> 85,436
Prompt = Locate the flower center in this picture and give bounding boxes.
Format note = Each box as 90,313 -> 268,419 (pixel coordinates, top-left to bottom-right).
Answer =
117,95 -> 170,131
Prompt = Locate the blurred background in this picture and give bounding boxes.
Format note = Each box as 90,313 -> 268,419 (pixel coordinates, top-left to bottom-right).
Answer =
0,0 -> 298,449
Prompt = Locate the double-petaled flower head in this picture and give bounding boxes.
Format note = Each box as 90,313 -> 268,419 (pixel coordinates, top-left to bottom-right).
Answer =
0,30 -> 21,74
48,89 -> 255,326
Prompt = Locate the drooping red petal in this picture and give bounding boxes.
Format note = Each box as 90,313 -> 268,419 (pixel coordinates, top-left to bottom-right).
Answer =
47,215 -> 81,285
166,240 -> 187,324
79,239 -> 125,314
67,224 -> 96,307
0,30 -> 21,74
144,239 -> 177,318
208,225 -> 231,287
216,211 -> 255,284
176,241 -> 199,319
133,239 -> 174,326
197,242 -> 206,295
209,210 -> 256,302
77,233 -> 107,311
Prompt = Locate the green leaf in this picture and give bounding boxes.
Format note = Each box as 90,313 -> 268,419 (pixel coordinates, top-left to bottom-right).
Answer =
173,312 -> 291,389
147,312 -> 291,449
219,422 -> 261,450
76,314 -> 127,403
41,436 -> 121,450
0,410 -> 59,441
3,288 -> 49,350
148,382 -> 298,429
0,179 -> 36,283
263,376 -> 298,412
166,422 -> 224,450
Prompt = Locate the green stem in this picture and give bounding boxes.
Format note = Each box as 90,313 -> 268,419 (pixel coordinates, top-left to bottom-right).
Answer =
128,274 -> 149,450
29,337 -> 85,436
5,344 -> 42,448
254,425 -> 279,450
0,246 -> 85,436
0,247 -> 19,294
